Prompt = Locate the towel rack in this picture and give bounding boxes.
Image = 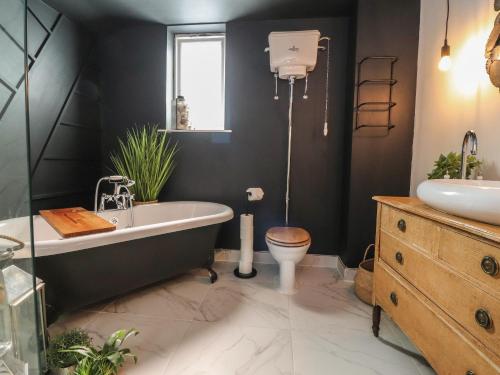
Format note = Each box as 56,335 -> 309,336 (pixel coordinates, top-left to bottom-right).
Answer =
354,56 -> 398,131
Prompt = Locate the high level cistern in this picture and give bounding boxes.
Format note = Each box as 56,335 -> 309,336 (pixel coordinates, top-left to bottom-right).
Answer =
265,30 -> 331,225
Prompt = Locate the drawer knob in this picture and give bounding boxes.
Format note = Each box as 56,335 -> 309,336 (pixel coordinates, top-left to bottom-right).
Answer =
397,219 -> 406,232
390,292 -> 398,306
481,256 -> 499,276
395,251 -> 404,264
475,308 -> 492,330
465,371 -> 475,375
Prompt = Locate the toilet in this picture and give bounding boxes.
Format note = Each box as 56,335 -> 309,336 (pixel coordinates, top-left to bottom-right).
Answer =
266,226 -> 311,295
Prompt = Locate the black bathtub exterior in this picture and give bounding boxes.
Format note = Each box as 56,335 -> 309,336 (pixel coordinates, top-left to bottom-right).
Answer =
35,223 -> 221,319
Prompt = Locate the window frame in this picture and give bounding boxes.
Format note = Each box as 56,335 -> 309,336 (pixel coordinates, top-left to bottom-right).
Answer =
173,33 -> 226,131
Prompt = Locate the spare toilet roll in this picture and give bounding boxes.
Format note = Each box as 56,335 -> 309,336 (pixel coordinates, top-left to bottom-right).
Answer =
239,214 -> 254,274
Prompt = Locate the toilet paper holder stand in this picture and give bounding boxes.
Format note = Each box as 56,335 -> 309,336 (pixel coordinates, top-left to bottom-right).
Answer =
234,188 -> 263,279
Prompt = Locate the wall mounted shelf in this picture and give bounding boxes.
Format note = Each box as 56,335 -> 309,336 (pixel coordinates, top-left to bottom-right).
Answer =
354,56 -> 398,131
358,78 -> 397,86
354,101 -> 396,112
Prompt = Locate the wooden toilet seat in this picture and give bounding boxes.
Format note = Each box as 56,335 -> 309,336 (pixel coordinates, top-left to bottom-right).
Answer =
265,227 -> 311,247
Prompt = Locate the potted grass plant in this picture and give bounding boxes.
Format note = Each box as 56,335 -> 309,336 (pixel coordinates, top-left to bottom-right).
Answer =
47,329 -> 91,375
64,329 -> 139,375
111,124 -> 178,205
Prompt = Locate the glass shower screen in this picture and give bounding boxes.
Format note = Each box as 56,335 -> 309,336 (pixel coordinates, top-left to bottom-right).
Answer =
0,0 -> 44,373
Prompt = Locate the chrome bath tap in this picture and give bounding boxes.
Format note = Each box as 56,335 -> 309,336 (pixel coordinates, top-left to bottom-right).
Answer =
94,176 -> 135,227
98,184 -> 133,211
460,130 -> 478,179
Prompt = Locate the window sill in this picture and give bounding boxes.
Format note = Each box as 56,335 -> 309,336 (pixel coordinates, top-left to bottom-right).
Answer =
159,129 -> 232,133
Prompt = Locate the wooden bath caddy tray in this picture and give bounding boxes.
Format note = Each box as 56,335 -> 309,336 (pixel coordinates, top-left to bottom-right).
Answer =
39,207 -> 116,238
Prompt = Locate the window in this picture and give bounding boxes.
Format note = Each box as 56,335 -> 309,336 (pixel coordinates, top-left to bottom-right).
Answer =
174,33 -> 225,131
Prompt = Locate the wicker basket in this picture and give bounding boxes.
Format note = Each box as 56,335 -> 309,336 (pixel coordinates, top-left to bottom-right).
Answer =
354,244 -> 375,305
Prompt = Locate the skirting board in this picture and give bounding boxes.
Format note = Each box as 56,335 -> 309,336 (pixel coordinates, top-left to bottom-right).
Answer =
215,249 -> 357,281
337,256 -> 357,282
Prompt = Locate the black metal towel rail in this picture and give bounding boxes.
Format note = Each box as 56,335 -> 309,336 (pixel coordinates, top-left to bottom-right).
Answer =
354,56 -> 398,131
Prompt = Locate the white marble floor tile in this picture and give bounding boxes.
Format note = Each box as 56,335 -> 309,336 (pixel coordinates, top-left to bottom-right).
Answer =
85,312 -> 191,375
214,261 -> 280,287
163,321 -> 293,375
48,310 -> 101,336
382,316 -> 436,375
48,262 -> 425,375
289,282 -> 372,330
103,273 -> 210,321
291,324 -> 422,375
296,265 -> 343,287
81,298 -> 116,313
194,277 -> 290,329
412,360 -> 437,375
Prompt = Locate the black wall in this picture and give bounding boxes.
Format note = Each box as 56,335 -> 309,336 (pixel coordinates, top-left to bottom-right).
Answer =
15,0 -> 102,214
21,0 -> 421,267
1,0 -> 100,218
98,18 -> 351,254
341,0 -> 420,266
0,0 -> 32,219
98,24 -> 168,169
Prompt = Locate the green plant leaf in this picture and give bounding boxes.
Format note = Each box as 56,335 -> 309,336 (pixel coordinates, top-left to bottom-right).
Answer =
427,152 -> 483,179
47,329 -> 92,369
68,328 -> 140,375
110,125 -> 178,201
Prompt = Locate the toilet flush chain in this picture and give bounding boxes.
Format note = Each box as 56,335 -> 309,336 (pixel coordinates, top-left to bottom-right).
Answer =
265,30 -> 331,224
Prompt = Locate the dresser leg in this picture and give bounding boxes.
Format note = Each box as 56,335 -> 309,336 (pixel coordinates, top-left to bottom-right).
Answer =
372,305 -> 382,337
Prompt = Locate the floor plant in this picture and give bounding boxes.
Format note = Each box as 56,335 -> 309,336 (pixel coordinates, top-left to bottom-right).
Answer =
63,329 -> 139,375
47,329 -> 91,374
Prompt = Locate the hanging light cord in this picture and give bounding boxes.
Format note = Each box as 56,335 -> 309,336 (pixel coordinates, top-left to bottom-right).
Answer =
444,0 -> 450,45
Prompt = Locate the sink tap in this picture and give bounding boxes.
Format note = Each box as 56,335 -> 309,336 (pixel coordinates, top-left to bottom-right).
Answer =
460,130 -> 478,179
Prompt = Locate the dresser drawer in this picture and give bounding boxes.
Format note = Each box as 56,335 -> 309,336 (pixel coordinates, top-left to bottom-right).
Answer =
379,230 -> 428,280
437,227 -> 500,299
374,263 -> 500,375
379,230 -> 500,358
380,205 -> 437,253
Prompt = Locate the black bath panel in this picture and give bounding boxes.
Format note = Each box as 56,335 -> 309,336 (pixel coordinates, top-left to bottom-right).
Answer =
35,223 -> 220,321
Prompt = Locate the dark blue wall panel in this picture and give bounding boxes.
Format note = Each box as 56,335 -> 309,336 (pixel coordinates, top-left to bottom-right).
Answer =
342,0 -> 420,266
25,0 -> 102,212
98,18 -> 351,255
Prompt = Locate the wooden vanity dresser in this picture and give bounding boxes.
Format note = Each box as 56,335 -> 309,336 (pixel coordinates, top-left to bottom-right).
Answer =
372,196 -> 500,375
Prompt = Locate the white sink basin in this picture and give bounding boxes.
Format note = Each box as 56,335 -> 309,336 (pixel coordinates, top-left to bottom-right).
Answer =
417,179 -> 500,225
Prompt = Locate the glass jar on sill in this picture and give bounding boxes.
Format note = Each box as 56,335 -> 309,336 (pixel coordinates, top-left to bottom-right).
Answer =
175,96 -> 190,130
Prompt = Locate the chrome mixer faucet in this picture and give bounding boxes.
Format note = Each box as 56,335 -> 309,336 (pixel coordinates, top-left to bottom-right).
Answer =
94,176 -> 135,227
460,130 -> 478,179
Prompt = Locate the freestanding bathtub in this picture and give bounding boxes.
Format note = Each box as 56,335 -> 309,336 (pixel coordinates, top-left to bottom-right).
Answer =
6,201 -> 233,318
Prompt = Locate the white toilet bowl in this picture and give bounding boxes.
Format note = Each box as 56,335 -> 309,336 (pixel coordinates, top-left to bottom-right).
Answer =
266,227 -> 311,295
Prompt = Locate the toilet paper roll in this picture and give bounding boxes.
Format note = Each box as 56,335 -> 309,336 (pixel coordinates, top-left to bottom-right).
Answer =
240,214 -> 253,239
239,214 -> 254,274
246,187 -> 264,201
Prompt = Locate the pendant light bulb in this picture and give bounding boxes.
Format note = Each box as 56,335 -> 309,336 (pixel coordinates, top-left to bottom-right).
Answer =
439,0 -> 452,72
439,43 -> 452,71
